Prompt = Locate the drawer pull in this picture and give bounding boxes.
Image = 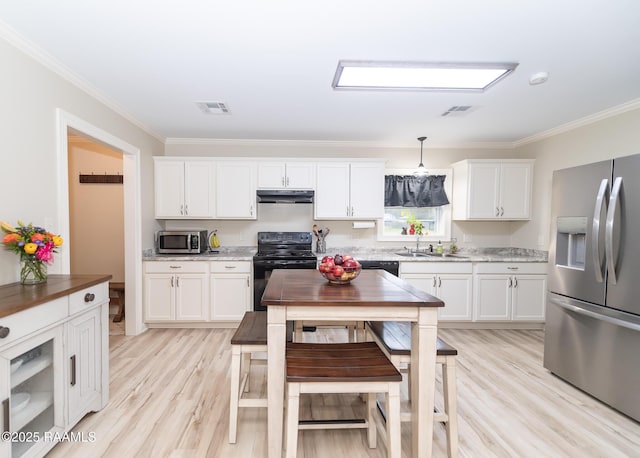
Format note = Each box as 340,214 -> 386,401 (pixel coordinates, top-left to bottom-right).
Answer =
2,398 -> 9,432
507,267 -> 519,271
225,265 -> 237,269
0,327 -> 10,338
70,355 -> 77,386
84,293 -> 96,302
169,265 -> 182,269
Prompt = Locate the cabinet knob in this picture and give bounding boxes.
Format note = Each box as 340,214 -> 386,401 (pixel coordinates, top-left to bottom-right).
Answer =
84,293 -> 95,302
0,327 -> 10,338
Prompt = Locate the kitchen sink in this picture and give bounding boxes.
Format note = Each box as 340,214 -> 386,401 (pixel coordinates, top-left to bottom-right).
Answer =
423,253 -> 469,259
395,251 -> 469,259
395,252 -> 431,257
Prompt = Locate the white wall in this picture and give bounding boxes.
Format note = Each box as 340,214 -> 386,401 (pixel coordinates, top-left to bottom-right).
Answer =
164,105 -> 640,252
512,105 -> 640,250
162,142 -> 528,249
0,36 -> 162,285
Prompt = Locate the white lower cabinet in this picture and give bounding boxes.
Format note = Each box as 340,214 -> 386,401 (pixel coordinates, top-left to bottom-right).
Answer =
474,263 -> 547,321
210,261 -> 252,321
400,261 -> 546,323
0,280 -> 108,458
400,262 -> 473,321
67,307 -> 102,426
143,261 -> 252,323
144,262 -> 209,322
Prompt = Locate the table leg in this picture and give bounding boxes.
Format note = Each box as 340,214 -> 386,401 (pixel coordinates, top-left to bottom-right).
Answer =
411,309 -> 438,458
268,306 -> 286,458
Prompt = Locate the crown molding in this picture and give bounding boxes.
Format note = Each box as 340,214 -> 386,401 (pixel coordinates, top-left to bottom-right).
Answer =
0,18 -> 165,143
514,98 -> 640,147
164,137 -> 515,150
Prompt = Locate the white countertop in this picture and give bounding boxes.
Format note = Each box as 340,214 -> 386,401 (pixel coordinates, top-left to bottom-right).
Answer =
143,247 -> 547,263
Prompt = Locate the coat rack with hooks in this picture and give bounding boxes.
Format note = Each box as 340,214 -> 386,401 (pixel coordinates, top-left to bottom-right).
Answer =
79,172 -> 123,184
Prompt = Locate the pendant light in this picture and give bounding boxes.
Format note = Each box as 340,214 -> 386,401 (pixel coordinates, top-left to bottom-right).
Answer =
414,136 -> 428,175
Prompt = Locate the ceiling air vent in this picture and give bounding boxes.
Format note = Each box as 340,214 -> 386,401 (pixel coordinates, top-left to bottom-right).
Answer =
196,101 -> 231,115
441,105 -> 474,117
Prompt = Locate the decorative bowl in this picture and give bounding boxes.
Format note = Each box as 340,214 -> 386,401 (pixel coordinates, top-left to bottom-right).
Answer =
318,261 -> 361,285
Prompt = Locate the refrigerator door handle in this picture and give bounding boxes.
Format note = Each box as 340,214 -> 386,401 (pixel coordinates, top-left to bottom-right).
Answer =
550,296 -> 640,332
592,178 -> 609,283
605,176 -> 622,285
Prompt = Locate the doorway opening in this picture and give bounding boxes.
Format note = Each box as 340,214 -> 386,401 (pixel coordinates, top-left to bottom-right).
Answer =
56,109 -> 144,336
67,133 -> 126,333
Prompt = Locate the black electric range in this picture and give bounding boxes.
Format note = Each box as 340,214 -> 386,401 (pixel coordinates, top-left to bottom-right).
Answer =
252,232 -> 318,311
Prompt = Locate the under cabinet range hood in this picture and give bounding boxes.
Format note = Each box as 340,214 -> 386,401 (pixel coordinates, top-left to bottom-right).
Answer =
256,189 -> 314,204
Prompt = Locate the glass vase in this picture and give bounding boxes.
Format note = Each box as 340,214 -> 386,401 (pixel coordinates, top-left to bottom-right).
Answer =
20,256 -> 47,285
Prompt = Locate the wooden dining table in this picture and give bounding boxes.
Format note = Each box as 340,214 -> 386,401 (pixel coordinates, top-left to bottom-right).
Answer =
262,268 -> 444,458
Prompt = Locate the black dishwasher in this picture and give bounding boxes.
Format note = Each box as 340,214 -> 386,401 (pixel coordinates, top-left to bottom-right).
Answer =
358,260 -> 399,276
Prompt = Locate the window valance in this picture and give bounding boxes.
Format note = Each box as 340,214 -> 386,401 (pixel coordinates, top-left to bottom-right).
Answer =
384,175 -> 450,207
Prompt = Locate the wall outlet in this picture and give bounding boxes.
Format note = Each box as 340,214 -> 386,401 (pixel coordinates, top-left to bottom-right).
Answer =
463,234 -> 472,243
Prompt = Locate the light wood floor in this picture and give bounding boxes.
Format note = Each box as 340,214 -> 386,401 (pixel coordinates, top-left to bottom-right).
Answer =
48,322 -> 640,457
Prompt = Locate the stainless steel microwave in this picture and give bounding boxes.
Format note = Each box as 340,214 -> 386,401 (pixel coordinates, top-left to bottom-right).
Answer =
156,230 -> 207,254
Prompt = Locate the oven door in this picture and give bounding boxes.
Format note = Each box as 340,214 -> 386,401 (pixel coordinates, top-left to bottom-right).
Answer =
253,259 -> 317,311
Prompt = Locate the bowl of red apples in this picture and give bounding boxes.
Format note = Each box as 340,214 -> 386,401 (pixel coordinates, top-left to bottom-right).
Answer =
318,254 -> 362,285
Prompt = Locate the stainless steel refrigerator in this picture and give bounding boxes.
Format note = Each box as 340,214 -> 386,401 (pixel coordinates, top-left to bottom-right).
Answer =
544,153 -> 640,421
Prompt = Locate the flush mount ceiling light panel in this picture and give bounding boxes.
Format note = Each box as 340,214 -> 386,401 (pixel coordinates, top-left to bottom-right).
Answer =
332,61 -> 518,92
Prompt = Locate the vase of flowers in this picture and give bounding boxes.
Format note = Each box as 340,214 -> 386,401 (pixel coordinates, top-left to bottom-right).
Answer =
1,221 -> 63,285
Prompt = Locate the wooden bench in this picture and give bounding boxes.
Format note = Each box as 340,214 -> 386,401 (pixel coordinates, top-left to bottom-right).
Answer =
285,341 -> 402,458
229,311 -> 293,444
229,311 -> 269,444
366,321 -> 459,458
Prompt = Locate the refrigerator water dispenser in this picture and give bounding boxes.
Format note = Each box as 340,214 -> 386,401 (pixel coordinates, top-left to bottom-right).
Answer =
556,217 -> 587,269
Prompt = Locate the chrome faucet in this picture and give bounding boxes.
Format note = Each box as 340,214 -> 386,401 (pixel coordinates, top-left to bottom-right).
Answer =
416,235 -> 421,252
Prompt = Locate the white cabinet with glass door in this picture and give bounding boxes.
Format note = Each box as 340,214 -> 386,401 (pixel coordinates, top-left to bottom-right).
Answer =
154,158 -> 215,219
400,262 -> 473,321
0,325 -> 64,458
257,161 -> 315,189
216,161 -> 258,219
452,159 -> 533,220
315,161 -> 384,219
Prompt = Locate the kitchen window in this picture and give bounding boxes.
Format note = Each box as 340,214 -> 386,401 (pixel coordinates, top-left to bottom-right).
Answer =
378,168 -> 452,242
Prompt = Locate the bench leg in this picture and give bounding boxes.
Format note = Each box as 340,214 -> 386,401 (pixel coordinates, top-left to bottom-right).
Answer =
286,383 -> 301,458
294,321 -> 303,342
386,383 -> 401,458
356,321 -> 366,342
367,392 -> 377,448
443,356 -> 459,458
229,345 -> 241,443
243,352 -> 251,392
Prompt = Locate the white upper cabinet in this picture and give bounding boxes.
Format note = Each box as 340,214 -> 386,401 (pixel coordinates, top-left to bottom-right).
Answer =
216,161 -> 258,219
315,161 -> 384,219
257,161 -> 315,189
452,159 -> 533,220
154,158 -> 215,219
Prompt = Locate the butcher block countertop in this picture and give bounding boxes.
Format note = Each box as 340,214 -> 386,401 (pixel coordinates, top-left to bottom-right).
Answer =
0,274 -> 112,319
